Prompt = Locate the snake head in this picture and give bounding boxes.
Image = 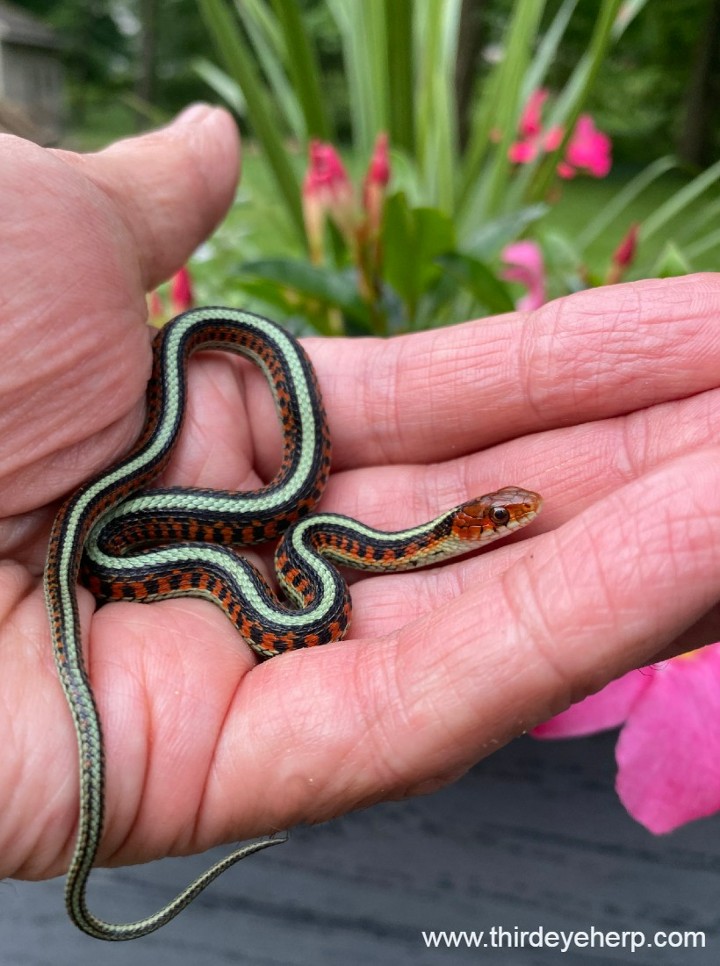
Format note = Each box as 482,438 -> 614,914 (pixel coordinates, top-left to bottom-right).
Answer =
451,486 -> 542,545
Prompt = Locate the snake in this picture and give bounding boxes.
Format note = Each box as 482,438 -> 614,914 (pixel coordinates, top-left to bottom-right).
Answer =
43,307 -> 542,940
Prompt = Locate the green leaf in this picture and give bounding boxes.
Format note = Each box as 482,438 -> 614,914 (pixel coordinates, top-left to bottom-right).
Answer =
465,203 -> 549,259
575,156 -> 676,252
326,0 -> 388,154
384,0 -> 414,153
415,0 -> 461,213
459,0 -> 546,219
641,158 -> 720,243
651,242 -> 692,279
382,192 -> 456,324
522,0 -> 579,99
435,254 -> 515,313
198,0 -> 305,244
271,0 -> 331,139
193,56 -> 246,114
239,258 -> 371,330
235,0 -> 305,139
684,221 -> 720,262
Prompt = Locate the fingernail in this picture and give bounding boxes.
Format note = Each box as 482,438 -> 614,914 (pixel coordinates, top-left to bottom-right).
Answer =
174,103 -> 214,126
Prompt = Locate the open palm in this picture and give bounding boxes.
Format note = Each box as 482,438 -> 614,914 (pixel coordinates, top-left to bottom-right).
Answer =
3,111 -> 720,896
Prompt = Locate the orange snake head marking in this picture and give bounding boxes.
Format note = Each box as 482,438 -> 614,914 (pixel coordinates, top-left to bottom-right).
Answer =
450,486 -> 542,544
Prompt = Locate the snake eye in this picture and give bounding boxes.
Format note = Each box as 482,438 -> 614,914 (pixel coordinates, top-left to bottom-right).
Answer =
489,506 -> 511,526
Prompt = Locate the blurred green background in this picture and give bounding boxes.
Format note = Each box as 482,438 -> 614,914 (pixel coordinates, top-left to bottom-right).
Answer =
9,0 -> 720,328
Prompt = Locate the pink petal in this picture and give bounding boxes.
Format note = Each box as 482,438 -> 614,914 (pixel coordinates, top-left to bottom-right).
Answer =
611,222 -> 640,271
519,89 -> 548,138
304,140 -> 352,198
170,266 -> 193,314
533,671 -> 652,738
303,140 -> 358,248
565,115 -> 612,178
364,132 -> 389,188
556,160 -> 576,179
543,125 -> 564,152
508,139 -> 538,164
616,647 -> 720,834
501,240 -> 546,310
501,240 -> 542,275
362,133 -> 390,236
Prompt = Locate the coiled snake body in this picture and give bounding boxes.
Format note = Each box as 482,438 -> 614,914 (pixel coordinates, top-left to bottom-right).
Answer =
44,308 -> 541,940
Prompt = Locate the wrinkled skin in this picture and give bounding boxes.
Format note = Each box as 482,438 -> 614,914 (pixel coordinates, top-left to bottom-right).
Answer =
2,107 -> 720,885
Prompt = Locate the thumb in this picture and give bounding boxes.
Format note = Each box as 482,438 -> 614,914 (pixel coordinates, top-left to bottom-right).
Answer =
53,104 -> 240,290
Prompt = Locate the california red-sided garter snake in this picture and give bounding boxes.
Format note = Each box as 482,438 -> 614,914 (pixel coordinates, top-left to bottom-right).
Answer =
43,307 -> 542,940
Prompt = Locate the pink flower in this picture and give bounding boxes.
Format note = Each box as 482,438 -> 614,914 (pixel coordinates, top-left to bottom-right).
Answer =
509,89 -> 561,166
606,222 -> 640,285
302,141 -> 357,261
558,115 -> 612,179
362,133 -> 390,238
501,240 -> 546,310
170,266 -> 193,314
509,91 -> 611,182
613,221 -> 639,270
543,125 -> 564,152
533,645 -> 720,834
508,139 -> 539,164
519,89 -> 547,138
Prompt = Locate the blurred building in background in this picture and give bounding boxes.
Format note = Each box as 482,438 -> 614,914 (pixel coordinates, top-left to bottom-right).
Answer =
0,1 -> 62,144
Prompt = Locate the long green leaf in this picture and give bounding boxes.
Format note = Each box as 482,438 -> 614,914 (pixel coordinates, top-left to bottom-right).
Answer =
198,0 -> 305,245
436,254 -> 515,313
576,156 -> 676,251
677,196 -> 720,249
458,0 -> 546,221
651,241 -> 693,278
193,56 -> 246,114
415,0 -> 461,213
271,0 -> 331,139
383,191 -> 456,327
240,258 -> 371,329
685,226 -> 720,261
384,0 -> 414,153
234,0 -> 304,138
522,0 -> 578,99
327,0 -> 388,153
641,159 -> 720,242
465,203 -> 549,258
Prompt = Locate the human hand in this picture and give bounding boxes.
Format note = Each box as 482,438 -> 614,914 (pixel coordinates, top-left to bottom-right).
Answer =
3,111 -> 720,899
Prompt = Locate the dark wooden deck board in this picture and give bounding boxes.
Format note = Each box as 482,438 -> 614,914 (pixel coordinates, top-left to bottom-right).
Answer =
2,732 -> 718,964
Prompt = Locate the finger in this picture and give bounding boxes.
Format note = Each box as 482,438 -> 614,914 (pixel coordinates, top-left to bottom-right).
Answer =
297,273 -> 720,470
318,382 -> 720,655
53,104 -> 240,291
165,344 -> 720,548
